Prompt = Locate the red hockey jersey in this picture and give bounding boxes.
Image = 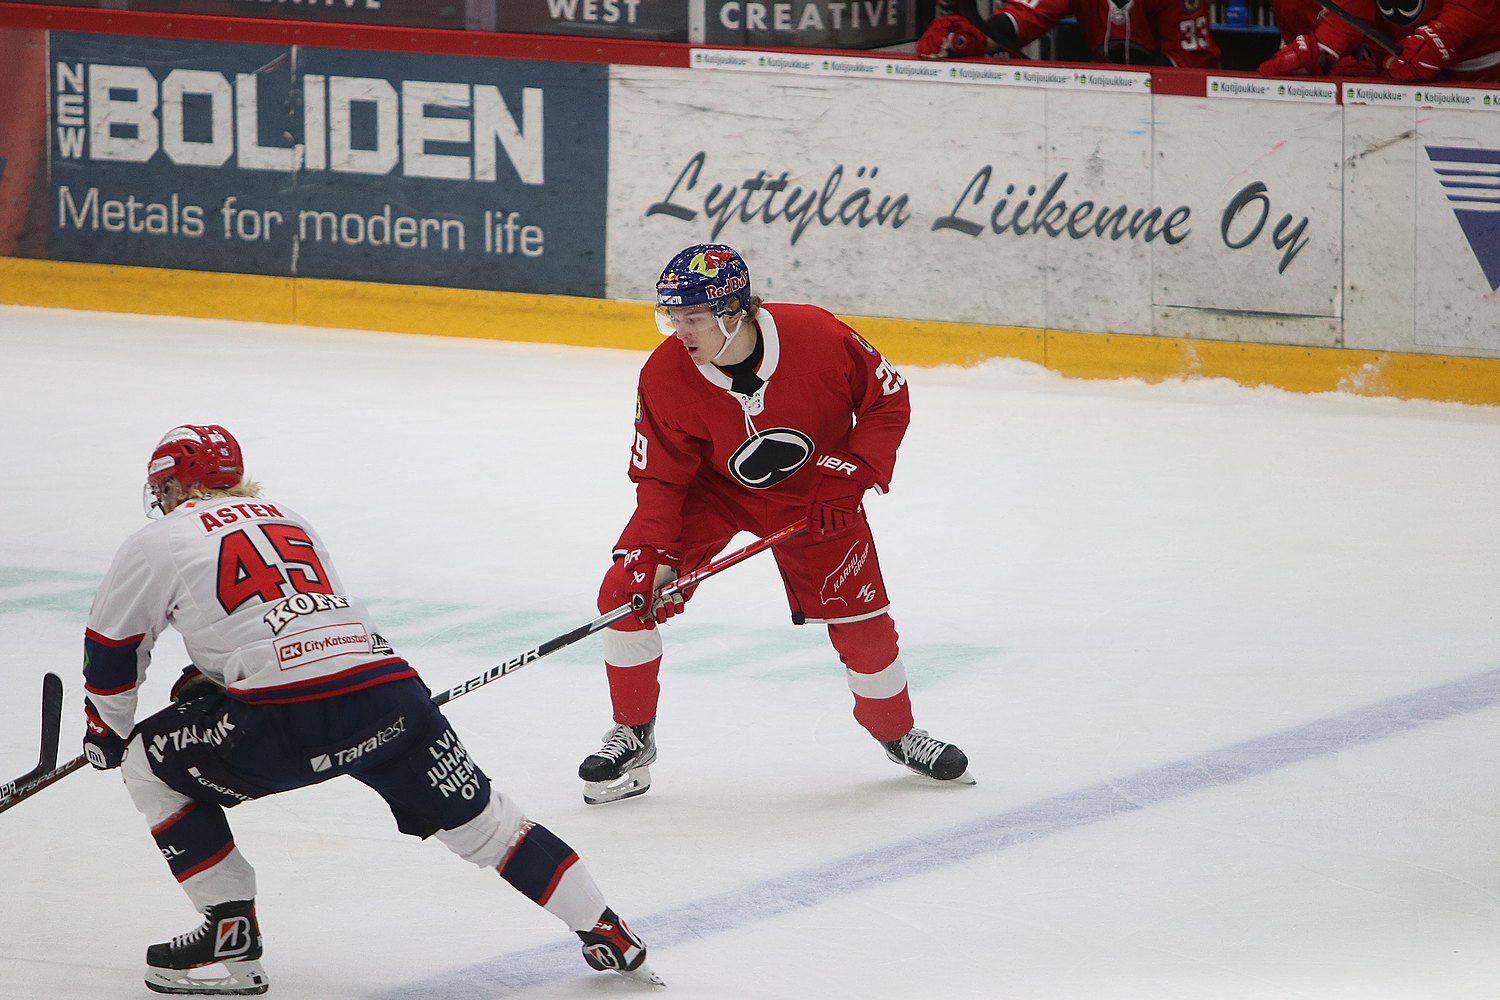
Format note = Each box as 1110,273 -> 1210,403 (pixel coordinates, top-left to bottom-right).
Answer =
618,304 -> 911,552
1000,0 -> 1220,68
1307,0 -> 1500,78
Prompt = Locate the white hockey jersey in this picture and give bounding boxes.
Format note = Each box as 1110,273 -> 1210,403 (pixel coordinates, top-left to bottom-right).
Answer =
84,494 -> 413,738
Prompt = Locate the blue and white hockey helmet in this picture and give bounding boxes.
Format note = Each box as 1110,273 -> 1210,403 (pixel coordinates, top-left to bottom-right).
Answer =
655,244 -> 751,319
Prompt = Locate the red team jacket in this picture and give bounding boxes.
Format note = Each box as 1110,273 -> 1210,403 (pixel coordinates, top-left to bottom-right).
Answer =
1000,0 -> 1220,67
617,304 -> 911,553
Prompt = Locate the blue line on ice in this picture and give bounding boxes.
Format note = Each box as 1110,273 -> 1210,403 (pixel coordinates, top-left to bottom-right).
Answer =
374,666 -> 1500,998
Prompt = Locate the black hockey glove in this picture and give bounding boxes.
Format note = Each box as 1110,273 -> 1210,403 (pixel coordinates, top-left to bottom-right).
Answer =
83,698 -> 126,770
170,664 -> 222,703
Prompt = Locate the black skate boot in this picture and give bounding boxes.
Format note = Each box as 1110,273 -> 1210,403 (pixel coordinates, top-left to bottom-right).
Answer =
144,899 -> 268,996
578,721 -> 656,805
578,907 -> 664,987
883,728 -> 975,784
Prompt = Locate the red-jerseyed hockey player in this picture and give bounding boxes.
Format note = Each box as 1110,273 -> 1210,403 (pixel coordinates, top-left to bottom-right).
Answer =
916,0 -> 1220,68
1259,0 -> 1500,82
1266,0 -> 1384,73
577,244 -> 973,805
83,425 -> 661,995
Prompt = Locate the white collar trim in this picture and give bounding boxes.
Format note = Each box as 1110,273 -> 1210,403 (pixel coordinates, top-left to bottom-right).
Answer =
694,308 -> 781,390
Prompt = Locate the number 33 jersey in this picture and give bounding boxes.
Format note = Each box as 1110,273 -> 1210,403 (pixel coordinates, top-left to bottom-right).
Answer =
84,496 -> 414,738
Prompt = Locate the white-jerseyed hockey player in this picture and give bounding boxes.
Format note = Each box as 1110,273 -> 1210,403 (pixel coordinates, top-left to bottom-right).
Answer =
82,424 -> 662,994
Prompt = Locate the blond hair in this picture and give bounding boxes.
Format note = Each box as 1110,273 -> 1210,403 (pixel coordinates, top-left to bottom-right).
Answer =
188,481 -> 263,501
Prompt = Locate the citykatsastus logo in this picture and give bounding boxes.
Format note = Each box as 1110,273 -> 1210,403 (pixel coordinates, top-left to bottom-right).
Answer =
1425,145 -> 1500,290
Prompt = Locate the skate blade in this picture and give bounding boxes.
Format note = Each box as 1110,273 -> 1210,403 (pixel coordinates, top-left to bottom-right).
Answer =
902,766 -> 976,786
620,960 -> 667,987
583,766 -> 651,805
145,959 -> 269,995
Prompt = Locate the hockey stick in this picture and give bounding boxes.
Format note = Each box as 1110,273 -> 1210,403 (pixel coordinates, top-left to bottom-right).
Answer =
2,672 -> 62,794
2,522 -> 808,811
0,673 -> 87,816
1313,0 -> 1399,56
432,519 -> 808,706
0,755 -> 87,815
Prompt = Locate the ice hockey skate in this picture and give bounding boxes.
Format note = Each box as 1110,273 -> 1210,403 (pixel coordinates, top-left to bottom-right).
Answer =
578,908 -> 665,987
578,721 -> 657,805
144,899 -> 269,995
883,728 -> 975,784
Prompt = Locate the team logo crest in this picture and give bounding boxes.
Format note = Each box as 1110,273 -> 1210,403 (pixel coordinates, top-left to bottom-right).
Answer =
849,330 -> 878,356
728,428 -> 813,489
1375,0 -> 1424,24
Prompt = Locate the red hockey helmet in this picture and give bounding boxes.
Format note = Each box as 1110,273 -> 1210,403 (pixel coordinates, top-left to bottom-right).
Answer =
146,425 -> 244,505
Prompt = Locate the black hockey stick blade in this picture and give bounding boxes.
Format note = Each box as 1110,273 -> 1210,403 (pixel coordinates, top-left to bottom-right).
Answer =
1313,0 -> 1399,55
433,520 -> 808,706
3,672 -> 63,791
1,674 -> 85,814
36,671 -> 63,774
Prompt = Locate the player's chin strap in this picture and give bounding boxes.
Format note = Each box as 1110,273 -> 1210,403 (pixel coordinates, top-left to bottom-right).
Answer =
709,312 -> 747,365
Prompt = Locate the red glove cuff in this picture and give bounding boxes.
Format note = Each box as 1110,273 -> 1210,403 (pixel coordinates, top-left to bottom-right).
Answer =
812,451 -> 878,492
1258,34 -> 1326,76
1385,26 -> 1449,83
808,452 -> 876,536
600,545 -> 683,624
915,15 -> 987,59
618,545 -> 677,569
83,699 -> 111,738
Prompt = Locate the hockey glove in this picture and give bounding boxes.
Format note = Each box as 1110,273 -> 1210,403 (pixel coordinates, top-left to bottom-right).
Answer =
1329,54 -> 1379,78
807,452 -> 877,537
170,664 -> 222,703
1258,34 -> 1328,76
603,546 -> 683,626
1385,26 -> 1450,83
83,698 -> 126,770
915,15 -> 988,58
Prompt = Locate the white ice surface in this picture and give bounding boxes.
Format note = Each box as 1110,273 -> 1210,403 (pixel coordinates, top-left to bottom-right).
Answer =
1,304 -> 1497,999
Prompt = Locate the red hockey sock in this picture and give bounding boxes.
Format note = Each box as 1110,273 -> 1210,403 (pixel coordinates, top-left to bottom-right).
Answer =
829,616 -> 914,742
605,658 -> 661,726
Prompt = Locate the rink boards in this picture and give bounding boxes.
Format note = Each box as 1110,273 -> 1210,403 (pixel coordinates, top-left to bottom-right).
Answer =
0,7 -> 1498,403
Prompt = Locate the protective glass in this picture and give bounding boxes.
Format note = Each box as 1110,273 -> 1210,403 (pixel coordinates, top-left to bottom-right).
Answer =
142,482 -> 166,519
654,305 -> 742,339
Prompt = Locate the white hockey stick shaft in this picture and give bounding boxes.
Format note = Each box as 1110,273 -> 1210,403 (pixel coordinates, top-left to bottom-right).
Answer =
2,521 -> 809,812
432,519 -> 808,705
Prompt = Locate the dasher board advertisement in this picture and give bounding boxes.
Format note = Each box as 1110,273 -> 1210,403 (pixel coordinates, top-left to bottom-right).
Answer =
47,33 -> 609,295
604,66 -> 1332,336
